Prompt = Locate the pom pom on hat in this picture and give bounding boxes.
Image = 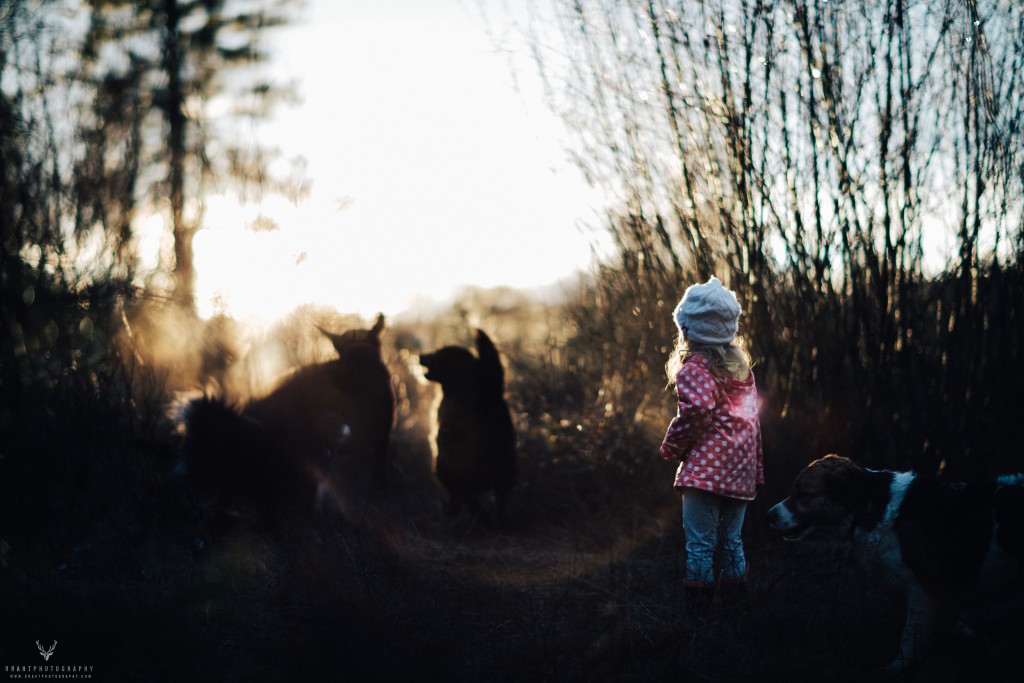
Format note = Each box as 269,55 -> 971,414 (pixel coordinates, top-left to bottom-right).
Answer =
673,276 -> 742,344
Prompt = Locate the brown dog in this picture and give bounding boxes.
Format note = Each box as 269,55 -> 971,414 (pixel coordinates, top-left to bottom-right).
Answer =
420,330 -> 516,527
182,315 -> 395,525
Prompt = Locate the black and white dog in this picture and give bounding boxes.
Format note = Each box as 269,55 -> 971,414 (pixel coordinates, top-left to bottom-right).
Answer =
767,455 -> 1024,671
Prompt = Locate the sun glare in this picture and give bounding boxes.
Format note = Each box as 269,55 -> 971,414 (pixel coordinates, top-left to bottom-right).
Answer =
181,0 -> 607,325
193,188 -> 603,323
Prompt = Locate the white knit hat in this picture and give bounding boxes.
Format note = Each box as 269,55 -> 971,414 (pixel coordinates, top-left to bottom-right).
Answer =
673,276 -> 742,344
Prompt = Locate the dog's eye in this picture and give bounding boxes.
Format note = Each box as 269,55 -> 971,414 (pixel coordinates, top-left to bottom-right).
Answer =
789,488 -> 814,507
794,481 -> 816,497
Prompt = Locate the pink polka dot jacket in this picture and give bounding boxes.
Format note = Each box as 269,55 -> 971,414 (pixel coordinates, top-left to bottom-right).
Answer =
659,353 -> 764,500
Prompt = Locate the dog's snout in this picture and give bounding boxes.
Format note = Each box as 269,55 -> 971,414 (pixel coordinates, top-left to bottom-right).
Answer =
766,500 -> 789,530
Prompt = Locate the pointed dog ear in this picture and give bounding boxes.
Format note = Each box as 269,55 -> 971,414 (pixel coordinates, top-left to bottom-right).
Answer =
318,326 -> 345,355
371,313 -> 386,339
475,329 -> 504,395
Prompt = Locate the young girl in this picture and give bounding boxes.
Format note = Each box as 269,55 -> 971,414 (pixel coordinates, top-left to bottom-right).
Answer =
660,276 -> 763,615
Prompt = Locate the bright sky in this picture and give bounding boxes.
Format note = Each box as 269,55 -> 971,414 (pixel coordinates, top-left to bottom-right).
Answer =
180,0 -> 606,322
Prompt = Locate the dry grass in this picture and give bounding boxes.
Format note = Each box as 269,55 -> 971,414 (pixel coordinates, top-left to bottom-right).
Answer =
2,300 -> 1021,682
3,398 -> 1020,682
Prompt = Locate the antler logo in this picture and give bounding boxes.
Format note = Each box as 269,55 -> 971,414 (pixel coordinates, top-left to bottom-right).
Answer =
36,640 -> 57,661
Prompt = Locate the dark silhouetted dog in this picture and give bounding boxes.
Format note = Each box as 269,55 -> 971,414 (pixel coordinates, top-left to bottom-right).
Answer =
181,315 -> 395,527
420,329 -> 516,527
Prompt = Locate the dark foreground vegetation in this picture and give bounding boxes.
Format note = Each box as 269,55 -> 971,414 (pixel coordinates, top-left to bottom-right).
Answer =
1,280 -> 1022,682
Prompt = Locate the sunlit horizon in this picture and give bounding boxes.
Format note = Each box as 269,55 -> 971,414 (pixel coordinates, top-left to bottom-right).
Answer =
139,0 -> 610,323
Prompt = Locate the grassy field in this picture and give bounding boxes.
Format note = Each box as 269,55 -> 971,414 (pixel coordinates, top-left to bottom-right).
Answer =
1,302 -> 1021,683
2,385 -> 1020,683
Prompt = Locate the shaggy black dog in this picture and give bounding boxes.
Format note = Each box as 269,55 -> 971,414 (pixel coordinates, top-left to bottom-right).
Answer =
420,329 -> 517,527
181,315 -> 395,526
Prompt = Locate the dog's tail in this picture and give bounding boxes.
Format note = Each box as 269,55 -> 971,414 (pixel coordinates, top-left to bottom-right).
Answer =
179,396 -> 285,502
180,396 -> 243,474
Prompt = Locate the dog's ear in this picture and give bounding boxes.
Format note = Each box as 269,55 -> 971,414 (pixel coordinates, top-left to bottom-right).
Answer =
819,456 -> 887,525
318,326 -> 346,355
370,313 -> 386,339
993,485 -> 1024,560
475,329 -> 504,395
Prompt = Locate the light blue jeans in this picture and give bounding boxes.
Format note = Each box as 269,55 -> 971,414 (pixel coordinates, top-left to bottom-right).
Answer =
682,487 -> 748,587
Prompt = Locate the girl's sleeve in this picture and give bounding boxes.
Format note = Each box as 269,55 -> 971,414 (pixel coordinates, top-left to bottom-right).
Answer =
659,363 -> 719,461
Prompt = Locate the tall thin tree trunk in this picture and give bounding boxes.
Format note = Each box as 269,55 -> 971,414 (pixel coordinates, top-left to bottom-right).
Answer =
162,0 -> 193,312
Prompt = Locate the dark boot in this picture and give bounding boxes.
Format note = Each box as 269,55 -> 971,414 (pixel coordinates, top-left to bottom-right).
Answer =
684,586 -> 715,620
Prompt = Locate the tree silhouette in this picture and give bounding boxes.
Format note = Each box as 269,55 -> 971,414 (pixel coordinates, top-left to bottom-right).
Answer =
0,0 -> 302,453
79,0 -> 301,310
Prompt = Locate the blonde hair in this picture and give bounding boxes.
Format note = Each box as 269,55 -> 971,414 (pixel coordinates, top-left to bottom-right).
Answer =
665,332 -> 751,389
